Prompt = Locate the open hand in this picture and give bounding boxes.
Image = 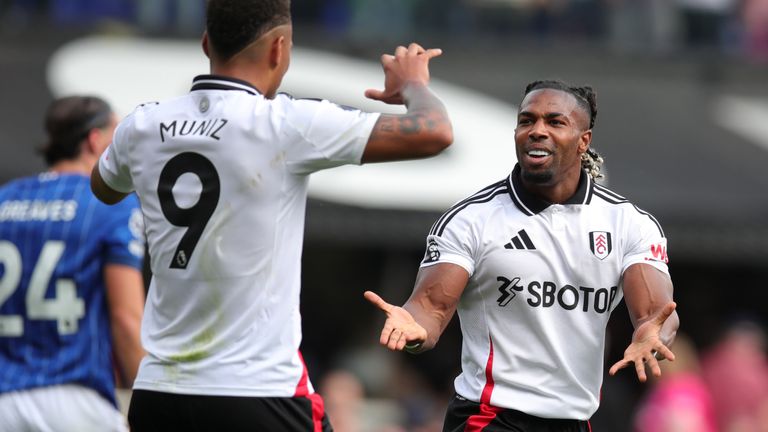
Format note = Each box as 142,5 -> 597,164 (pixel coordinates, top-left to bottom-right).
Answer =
365,43 -> 442,105
609,302 -> 677,382
364,290 -> 427,351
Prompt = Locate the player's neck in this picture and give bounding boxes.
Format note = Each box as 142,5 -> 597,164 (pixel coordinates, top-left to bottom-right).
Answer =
523,168 -> 582,204
49,159 -> 92,176
210,64 -> 272,97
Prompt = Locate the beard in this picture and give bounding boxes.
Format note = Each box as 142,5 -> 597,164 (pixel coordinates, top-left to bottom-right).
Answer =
521,168 -> 554,184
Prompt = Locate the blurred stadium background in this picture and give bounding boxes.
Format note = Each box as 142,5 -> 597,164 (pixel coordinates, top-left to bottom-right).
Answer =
1,0 -> 767,431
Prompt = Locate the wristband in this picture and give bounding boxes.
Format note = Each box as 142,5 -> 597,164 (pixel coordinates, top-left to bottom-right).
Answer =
404,341 -> 424,353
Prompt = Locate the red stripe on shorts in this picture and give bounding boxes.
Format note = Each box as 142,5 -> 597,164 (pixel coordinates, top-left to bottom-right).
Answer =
465,336 -> 503,432
294,350 -> 325,432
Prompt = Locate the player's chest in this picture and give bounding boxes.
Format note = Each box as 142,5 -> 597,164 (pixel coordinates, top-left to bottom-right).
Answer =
476,205 -> 622,281
472,206 -> 623,315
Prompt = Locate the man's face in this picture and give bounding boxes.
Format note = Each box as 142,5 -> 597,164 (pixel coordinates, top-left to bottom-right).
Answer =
514,89 -> 591,186
94,113 -> 118,157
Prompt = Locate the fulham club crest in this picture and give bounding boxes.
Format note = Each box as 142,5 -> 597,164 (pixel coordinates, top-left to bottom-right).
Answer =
589,231 -> 612,260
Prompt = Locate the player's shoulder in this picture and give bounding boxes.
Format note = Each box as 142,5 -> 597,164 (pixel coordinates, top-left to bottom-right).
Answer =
0,175 -> 34,194
590,182 -> 630,205
591,182 -> 650,214
128,100 -> 162,118
275,92 -> 364,114
590,181 -> 664,234
429,177 -> 511,237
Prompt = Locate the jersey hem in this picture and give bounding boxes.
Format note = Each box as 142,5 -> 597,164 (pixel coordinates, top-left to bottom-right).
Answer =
132,381 -> 312,398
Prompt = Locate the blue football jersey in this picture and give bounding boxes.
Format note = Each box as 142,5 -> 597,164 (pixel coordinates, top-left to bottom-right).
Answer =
0,173 -> 144,406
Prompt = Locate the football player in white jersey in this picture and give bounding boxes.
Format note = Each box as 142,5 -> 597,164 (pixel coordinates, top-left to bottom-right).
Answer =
366,80 -> 679,431
90,0 -> 452,431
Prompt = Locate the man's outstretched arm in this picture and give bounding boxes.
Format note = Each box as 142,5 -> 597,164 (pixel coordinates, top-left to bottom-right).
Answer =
365,262 -> 468,353
609,263 -> 679,382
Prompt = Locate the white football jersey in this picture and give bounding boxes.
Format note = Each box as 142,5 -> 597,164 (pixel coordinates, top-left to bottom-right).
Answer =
98,75 -> 379,397
422,164 -> 669,420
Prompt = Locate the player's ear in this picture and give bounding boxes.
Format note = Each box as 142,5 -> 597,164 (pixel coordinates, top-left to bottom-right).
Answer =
202,31 -> 210,59
82,128 -> 101,156
269,35 -> 285,70
578,129 -> 592,153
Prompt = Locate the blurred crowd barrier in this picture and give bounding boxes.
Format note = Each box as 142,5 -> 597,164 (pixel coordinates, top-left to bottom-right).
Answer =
1,0 -> 768,62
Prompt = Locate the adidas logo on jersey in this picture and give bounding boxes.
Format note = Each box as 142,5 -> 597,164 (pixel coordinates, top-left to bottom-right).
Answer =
504,230 -> 536,250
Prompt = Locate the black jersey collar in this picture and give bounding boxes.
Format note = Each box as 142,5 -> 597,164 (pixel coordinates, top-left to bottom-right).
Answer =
190,75 -> 262,96
506,163 -> 593,216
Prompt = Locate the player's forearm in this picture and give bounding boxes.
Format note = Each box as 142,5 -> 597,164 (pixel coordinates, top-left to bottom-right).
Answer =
658,311 -> 679,347
404,297 -> 455,352
111,314 -> 145,386
401,82 -> 453,152
362,84 -> 452,163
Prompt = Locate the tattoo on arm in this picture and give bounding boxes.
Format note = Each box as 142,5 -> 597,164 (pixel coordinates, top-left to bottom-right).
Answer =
372,83 -> 449,137
377,116 -> 396,133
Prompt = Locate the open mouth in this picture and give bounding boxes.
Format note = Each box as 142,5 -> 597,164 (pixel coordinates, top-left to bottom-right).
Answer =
526,149 -> 551,159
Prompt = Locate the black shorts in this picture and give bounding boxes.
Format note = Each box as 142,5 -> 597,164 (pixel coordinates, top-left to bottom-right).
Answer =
443,394 -> 591,432
128,389 -> 333,432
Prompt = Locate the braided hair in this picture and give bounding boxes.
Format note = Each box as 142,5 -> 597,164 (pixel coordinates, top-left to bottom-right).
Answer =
523,80 -> 605,181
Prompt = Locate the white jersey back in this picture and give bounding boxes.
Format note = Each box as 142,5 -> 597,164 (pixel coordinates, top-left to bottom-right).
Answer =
98,75 -> 379,397
422,165 -> 669,419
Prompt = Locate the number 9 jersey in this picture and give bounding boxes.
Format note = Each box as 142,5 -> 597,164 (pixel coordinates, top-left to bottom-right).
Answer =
97,75 -> 380,398
0,173 -> 144,405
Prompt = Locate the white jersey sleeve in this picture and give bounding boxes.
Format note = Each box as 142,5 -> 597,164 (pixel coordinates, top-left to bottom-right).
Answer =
420,208 -> 479,276
621,207 -> 669,275
279,96 -> 380,175
98,117 -> 136,193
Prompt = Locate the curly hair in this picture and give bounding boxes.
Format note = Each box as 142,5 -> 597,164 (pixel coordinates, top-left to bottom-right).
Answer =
206,0 -> 291,61
523,80 -> 604,181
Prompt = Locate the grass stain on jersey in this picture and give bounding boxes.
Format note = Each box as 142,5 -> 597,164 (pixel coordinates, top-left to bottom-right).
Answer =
168,327 -> 216,363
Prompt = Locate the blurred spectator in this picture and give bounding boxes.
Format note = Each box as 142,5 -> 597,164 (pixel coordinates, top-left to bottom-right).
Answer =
701,320 -> 768,432
348,0 -> 416,43
135,0 -> 204,35
320,370 -> 365,432
633,333 -> 717,432
558,0 -> 606,38
741,0 -> 768,61
674,0 -> 738,50
607,0 -> 679,55
49,0 -> 131,25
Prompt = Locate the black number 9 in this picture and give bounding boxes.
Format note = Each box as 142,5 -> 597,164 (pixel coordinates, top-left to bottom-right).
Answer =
157,152 -> 220,269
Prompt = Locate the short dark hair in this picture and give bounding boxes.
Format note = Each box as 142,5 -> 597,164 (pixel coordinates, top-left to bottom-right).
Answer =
523,80 -> 597,129
206,0 -> 292,61
40,96 -> 112,166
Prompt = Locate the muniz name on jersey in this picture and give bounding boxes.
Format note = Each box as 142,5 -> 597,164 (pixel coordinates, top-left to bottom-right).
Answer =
159,118 -> 229,142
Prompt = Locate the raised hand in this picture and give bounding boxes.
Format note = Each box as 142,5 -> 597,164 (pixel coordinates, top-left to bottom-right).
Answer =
365,43 -> 443,105
609,302 -> 677,382
363,290 -> 428,351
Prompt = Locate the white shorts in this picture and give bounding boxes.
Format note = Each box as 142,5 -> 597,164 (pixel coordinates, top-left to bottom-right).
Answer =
0,384 -> 128,432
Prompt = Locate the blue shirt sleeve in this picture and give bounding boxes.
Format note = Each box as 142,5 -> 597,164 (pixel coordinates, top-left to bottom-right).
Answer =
99,194 -> 145,270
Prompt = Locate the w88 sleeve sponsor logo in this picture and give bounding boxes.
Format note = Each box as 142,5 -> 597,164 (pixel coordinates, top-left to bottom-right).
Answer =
647,243 -> 669,263
496,276 -> 619,314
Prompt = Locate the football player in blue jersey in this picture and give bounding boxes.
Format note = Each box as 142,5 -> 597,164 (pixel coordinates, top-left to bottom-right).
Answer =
0,96 -> 146,432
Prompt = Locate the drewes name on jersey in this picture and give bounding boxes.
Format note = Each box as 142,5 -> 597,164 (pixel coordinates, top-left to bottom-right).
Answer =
160,118 -> 229,142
